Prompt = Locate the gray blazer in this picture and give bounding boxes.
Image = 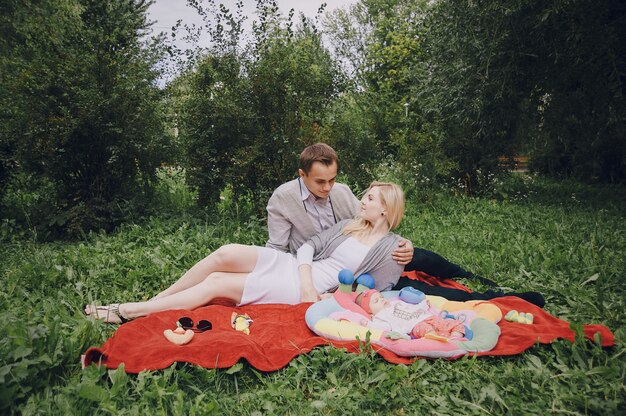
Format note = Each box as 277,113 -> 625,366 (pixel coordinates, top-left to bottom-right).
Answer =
303,219 -> 405,292
266,178 -> 360,254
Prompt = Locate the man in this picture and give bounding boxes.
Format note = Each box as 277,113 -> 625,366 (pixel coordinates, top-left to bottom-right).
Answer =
266,143 -> 545,307
266,143 -> 363,254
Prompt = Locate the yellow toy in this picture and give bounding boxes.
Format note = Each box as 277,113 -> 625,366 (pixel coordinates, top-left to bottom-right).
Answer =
424,333 -> 451,343
231,312 -> 253,335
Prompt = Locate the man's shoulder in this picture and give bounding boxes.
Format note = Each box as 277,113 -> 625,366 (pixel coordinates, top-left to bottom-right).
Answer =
270,178 -> 299,200
333,182 -> 352,194
330,182 -> 357,199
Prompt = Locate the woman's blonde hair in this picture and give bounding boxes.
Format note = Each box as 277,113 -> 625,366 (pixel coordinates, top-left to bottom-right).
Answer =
343,181 -> 405,236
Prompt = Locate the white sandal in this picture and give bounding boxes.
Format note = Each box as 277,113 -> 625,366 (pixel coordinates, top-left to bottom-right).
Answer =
86,303 -> 130,324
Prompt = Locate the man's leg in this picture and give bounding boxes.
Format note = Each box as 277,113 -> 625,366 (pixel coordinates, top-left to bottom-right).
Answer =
392,276 -> 545,308
393,277 -> 475,301
405,248 -> 497,286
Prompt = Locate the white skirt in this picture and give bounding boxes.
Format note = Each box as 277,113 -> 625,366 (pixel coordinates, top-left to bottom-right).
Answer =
238,247 -> 301,305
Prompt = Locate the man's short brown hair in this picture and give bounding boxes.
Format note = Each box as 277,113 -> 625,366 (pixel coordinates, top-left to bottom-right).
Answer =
299,143 -> 339,174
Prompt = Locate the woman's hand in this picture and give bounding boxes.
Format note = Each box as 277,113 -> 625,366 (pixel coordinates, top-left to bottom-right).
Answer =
300,286 -> 320,303
392,239 -> 414,265
298,264 -> 320,303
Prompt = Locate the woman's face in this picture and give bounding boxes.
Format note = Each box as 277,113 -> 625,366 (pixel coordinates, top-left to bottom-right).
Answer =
360,186 -> 386,223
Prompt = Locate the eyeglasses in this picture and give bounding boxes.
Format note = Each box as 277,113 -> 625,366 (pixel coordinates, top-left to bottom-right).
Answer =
177,317 -> 213,332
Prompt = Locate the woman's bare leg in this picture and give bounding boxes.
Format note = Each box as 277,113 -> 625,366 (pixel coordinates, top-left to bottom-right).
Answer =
152,244 -> 258,299
86,271 -> 248,322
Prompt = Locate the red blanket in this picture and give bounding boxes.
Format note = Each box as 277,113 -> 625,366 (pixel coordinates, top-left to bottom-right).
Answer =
84,274 -> 614,373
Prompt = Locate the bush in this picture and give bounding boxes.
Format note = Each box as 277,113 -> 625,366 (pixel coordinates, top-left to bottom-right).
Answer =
0,172 -> 59,239
0,0 -> 172,238
172,4 -> 342,214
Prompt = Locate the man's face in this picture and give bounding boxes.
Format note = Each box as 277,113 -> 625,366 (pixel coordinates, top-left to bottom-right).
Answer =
299,161 -> 337,199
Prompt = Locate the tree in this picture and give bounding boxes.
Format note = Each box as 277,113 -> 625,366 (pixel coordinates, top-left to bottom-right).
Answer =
327,0 -> 625,189
324,0 -> 441,184
424,0 -> 625,186
524,0 -> 625,182
175,1 -> 342,210
0,0 -> 170,236
423,1 -> 534,190
239,18 -> 342,198
177,53 -> 255,207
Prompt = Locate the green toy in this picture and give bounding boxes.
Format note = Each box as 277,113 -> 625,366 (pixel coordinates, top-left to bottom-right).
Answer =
338,269 -> 355,293
355,274 -> 375,293
505,310 -> 534,324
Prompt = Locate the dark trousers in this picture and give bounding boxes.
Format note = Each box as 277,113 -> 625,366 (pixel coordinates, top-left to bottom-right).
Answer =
393,248 -> 499,302
393,277 -> 494,302
404,248 -> 474,279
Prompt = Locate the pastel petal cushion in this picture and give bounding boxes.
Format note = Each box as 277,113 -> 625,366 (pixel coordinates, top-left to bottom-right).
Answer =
305,291 -> 502,358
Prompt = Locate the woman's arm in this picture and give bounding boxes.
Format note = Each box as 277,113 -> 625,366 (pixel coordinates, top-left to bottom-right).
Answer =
297,243 -> 320,302
355,234 -> 405,291
296,219 -> 352,301
298,264 -> 320,302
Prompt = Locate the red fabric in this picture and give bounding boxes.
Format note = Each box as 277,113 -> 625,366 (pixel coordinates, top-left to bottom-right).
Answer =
476,297 -> 614,357
84,277 -> 614,373
84,303 -> 335,373
401,270 -> 473,292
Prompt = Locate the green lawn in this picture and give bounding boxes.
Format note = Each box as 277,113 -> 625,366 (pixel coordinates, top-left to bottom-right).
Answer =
1,176 -> 624,415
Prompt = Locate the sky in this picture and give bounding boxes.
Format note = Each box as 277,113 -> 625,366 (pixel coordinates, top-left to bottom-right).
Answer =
147,0 -> 358,84
147,0 -> 358,47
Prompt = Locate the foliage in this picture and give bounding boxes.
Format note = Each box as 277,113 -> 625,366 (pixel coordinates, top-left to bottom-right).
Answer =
238,18 -> 342,200
421,0 -> 533,190
176,52 -> 254,207
0,0 -> 172,237
171,1 -> 342,212
1,175 -> 624,414
3,0 -> 624,242
358,0 -> 427,155
522,0 -> 626,183
325,0 -> 625,192
423,0 -> 625,187
324,94 -> 380,189
152,166 -> 199,215
324,0 -> 445,181
0,171 -> 59,240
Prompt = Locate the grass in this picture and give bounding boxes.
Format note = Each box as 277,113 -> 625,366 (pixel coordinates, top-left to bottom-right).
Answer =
1,174 -> 624,415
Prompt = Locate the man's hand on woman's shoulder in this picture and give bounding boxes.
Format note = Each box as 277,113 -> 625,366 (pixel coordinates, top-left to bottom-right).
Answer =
392,239 -> 414,266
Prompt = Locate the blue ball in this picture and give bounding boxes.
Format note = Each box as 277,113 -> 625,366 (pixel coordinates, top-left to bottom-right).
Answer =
356,273 -> 375,289
399,287 -> 426,304
338,269 -> 355,284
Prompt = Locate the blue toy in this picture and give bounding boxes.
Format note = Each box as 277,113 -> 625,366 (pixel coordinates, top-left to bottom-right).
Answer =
337,269 -> 355,293
355,274 -> 375,293
399,287 -> 426,304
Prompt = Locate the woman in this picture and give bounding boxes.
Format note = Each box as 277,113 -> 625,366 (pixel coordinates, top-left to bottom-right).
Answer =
85,181 -> 406,323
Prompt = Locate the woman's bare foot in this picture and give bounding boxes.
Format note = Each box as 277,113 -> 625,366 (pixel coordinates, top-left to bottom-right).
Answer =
84,304 -> 128,324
